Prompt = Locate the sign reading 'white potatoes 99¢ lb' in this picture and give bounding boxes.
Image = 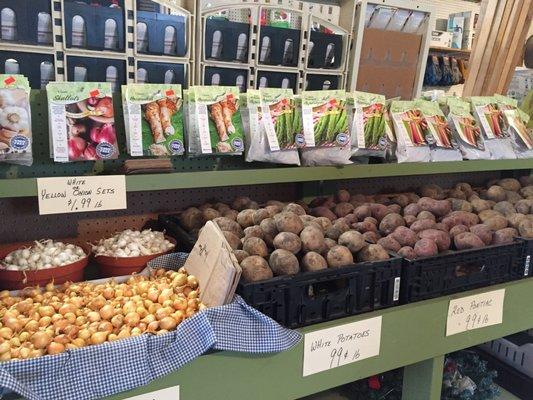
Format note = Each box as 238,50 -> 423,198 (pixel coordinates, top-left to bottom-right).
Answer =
37,175 -> 127,215
124,385 -> 179,400
302,316 -> 382,377
446,289 -> 505,336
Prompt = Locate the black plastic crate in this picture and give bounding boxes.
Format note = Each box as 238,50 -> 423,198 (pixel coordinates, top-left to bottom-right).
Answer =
518,237 -> 532,277
400,241 -> 527,304
158,214 -> 196,252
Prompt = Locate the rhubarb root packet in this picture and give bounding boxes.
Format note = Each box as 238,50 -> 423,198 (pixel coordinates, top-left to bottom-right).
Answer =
348,91 -> 387,157
494,94 -> 533,157
0,74 -> 32,166
390,101 -> 429,163
189,86 -> 244,154
47,82 -> 118,162
123,84 -> 184,157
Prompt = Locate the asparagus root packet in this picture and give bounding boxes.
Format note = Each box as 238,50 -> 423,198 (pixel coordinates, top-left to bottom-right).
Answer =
494,94 -> 533,158
123,84 -> 184,157
47,82 -> 118,162
0,74 -> 32,166
390,101 -> 429,163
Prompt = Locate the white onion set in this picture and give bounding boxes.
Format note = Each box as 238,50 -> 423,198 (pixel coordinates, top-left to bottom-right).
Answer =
0,268 -> 204,361
0,240 -> 86,271
92,230 -> 174,258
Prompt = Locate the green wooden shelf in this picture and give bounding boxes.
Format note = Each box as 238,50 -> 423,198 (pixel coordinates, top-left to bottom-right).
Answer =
1,159 -> 532,198
103,278 -> 533,400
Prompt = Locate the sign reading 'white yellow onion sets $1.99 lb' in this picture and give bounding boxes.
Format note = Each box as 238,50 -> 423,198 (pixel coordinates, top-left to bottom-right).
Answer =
446,289 -> 506,336
37,175 -> 127,215
124,385 -> 179,400
302,316 -> 382,377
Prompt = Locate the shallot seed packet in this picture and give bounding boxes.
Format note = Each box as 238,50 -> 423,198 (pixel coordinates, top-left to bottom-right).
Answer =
123,84 -> 184,157
47,82 -> 118,162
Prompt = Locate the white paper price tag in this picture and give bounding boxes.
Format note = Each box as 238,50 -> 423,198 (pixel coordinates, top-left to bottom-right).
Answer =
302,316 -> 382,377
37,175 -> 127,215
446,289 -> 505,336
124,385 -> 179,400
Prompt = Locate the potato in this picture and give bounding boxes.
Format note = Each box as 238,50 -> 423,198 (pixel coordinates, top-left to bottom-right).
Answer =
265,204 -> 283,217
344,213 -> 358,224
519,176 -> 533,187
350,194 -> 367,205
406,193 -> 421,203
214,217 -> 243,237
314,217 -> 333,231
310,206 -> 337,221
232,196 -> 252,211
222,230 -> 242,250
362,231 -> 380,243
410,219 -> 436,233
353,221 -> 378,234
326,245 -> 354,268
496,178 -> 520,192
375,194 -> 391,205
334,219 -> 351,233
519,219 -> 533,238
241,256 -> 273,282
244,225 -> 264,240
379,213 -> 405,235
455,182 -> 473,197
223,209 -> 239,221
449,198 -> 472,212
274,212 -> 304,234
234,250 -> 250,264
243,237 -> 269,257
403,203 -> 421,216
418,229 -> 451,252
202,207 -> 221,221
448,189 -> 467,200
505,191 -> 522,204
515,199 -> 532,214
398,246 -> 416,259
309,197 -> 326,208
269,249 -> 300,276
378,236 -> 401,252
260,217 -> 278,235
484,215 -> 508,231
419,184 -> 445,200
417,211 -> 436,221
198,203 -> 213,211
322,196 -> 335,208
300,226 -> 325,253
418,197 -> 451,217
179,207 -> 204,231
302,252 -> 328,272
336,189 -> 351,203
392,194 -> 410,207
435,223 -> 449,232
338,230 -> 365,253
334,202 -> 354,218
492,228 -> 518,245
414,238 -> 439,257
449,225 -> 469,238
284,203 -> 306,216
508,213 -> 526,229
471,198 -> 491,213
214,202 -> 231,213
273,232 -> 302,254
325,225 -> 344,241
370,204 -> 388,221
404,215 -> 417,226
493,201 -> 516,216
469,224 -> 493,245
364,216 -> 378,225
454,232 -> 485,250
266,199 -> 285,207
357,244 -> 390,262
442,211 -> 479,229
486,185 -> 506,202
237,209 -> 256,228
478,209 -> 503,222
248,201 -> 259,210
323,238 -> 338,253
390,226 -> 418,247
300,215 -> 316,224
354,205 -> 372,219
252,209 -> 271,225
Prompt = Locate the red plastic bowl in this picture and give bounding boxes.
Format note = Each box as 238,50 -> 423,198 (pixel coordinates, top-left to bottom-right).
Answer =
0,240 -> 90,290
94,237 -> 176,277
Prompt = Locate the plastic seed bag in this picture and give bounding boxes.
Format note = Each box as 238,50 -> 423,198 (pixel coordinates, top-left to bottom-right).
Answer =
447,98 -> 491,160
300,90 -> 351,166
494,94 -> 533,159
471,96 -> 516,159
390,100 -> 430,163
0,74 -> 32,166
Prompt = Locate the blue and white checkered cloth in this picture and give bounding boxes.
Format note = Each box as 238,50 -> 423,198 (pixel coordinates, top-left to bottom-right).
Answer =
0,254 -> 301,400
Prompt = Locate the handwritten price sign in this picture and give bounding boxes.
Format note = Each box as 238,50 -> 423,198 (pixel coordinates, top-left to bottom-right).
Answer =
302,316 -> 382,377
124,385 -> 179,400
446,289 -> 505,336
37,175 -> 127,215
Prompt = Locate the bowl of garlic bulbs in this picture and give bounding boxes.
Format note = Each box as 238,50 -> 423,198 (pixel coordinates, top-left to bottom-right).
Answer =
92,229 -> 176,277
0,239 -> 89,289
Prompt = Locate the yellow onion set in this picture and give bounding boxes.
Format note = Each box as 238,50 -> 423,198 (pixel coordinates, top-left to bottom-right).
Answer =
0,268 -> 204,362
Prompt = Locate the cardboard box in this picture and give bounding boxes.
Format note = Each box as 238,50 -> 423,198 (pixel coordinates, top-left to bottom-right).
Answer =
430,30 -> 452,48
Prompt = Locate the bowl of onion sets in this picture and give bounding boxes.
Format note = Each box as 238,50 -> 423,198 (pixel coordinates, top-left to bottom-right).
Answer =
92,229 -> 176,277
0,240 -> 89,290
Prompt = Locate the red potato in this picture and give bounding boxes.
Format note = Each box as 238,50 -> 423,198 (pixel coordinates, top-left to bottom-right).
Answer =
405,193 -> 420,203
418,229 -> 451,252
241,256 -> 273,282
417,211 -> 436,221
449,225 -> 469,238
353,221 -> 377,233
273,232 -> 302,254
414,238 -> 439,257
392,194 -> 410,207
370,203 -> 389,221
469,224 -> 493,245
354,205 -> 372,219
492,228 -> 518,245
387,204 -> 402,214
309,197 -> 327,208
302,252 -> 328,272
417,197 -> 451,217
448,189 -> 467,200
442,211 -> 479,229
379,213 -> 405,235
248,201 -> 259,210
390,226 -> 418,247
455,182 -> 473,197
454,232 -> 485,250
403,203 -> 421,216
336,189 -> 351,203
434,223 -> 449,232
410,219 -> 436,233
378,236 -> 401,252
334,202 -> 354,217
404,215 -> 417,226
398,246 -> 416,259
327,245 -> 354,268
269,249 -> 300,276
344,213 -> 358,224
350,194 -> 367,205
362,231 -> 381,243
364,217 -> 378,225
310,206 -> 337,221
284,203 -> 306,216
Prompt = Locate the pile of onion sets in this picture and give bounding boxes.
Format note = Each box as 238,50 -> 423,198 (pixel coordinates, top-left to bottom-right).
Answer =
0,268 -> 204,361
92,229 -> 174,258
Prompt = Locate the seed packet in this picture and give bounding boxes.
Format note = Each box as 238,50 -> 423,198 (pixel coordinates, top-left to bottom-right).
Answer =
415,99 -> 462,162
47,82 -> 118,162
494,94 -> 533,158
242,90 -> 300,165
349,91 -> 387,158
471,96 -> 516,159
300,90 -> 351,166
447,98 -> 490,160
188,86 -> 245,155
0,74 -> 32,166
123,84 -> 184,157
390,101 -> 430,163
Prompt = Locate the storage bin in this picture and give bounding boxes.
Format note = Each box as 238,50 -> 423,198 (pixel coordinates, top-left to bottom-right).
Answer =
0,51 -> 55,89
66,56 -> 126,91
480,333 -> 533,379
204,66 -> 248,92
256,70 -> 298,91
258,26 -> 300,67
305,73 -> 340,90
204,18 -> 250,63
137,61 -> 186,85
307,31 -> 343,69
136,11 -> 187,56
0,0 -> 52,45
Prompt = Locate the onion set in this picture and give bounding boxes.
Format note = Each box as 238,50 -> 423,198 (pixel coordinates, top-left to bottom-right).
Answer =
0,268 -> 204,362
92,230 -> 174,258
